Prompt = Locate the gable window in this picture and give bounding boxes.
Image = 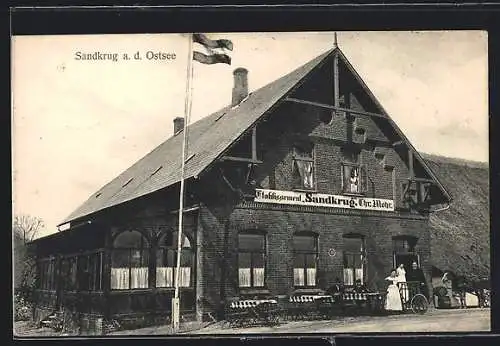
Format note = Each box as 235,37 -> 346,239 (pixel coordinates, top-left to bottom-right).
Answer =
343,235 -> 365,286
238,232 -> 266,288
393,236 -> 419,269
292,141 -> 315,190
156,231 -> 193,288
341,147 -> 367,195
293,233 -> 318,287
111,230 -> 149,290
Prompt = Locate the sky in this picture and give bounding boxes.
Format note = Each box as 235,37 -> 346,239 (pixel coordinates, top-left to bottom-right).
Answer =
11,31 -> 488,238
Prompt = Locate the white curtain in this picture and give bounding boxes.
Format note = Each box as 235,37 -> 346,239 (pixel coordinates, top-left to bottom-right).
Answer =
294,268 -> 305,286
239,268 -> 251,287
156,267 -> 191,287
111,268 -> 129,290
344,268 -> 363,286
156,267 -> 173,287
306,268 -> 316,286
110,267 -> 149,289
175,267 -> 191,287
296,161 -> 314,189
355,268 -> 363,283
343,268 -> 354,286
253,268 -> 265,287
130,267 -> 148,289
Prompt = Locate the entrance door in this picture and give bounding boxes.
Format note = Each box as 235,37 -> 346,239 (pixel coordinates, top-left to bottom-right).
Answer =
392,236 -> 419,272
394,253 -> 419,271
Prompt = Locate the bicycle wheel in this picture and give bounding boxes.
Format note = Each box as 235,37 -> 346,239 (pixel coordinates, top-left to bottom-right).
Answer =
411,294 -> 428,314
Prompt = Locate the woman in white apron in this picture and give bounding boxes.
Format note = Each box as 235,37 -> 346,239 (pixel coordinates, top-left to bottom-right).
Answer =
385,269 -> 403,312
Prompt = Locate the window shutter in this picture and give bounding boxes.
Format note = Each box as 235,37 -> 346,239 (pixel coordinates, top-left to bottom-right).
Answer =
361,165 -> 368,193
341,164 -> 345,192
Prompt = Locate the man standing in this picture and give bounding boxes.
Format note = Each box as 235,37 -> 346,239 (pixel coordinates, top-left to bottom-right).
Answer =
406,261 -> 429,299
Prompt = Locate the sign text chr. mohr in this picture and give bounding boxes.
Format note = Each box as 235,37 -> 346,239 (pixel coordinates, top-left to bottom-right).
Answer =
254,189 -> 395,212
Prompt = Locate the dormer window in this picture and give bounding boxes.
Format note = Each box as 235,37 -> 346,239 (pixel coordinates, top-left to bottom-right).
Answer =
292,141 -> 315,190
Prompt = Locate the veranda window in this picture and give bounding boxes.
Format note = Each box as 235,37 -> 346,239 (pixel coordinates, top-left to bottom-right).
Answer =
156,231 -> 193,288
343,235 -> 365,286
60,256 -> 78,291
111,230 -> 149,290
292,141 -> 315,190
38,258 -> 56,290
238,232 -> 266,288
293,233 -> 318,287
78,252 -> 104,291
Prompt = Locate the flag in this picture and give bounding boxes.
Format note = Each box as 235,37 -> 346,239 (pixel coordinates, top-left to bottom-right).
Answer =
192,33 -> 232,65
193,51 -> 231,65
193,33 -> 233,51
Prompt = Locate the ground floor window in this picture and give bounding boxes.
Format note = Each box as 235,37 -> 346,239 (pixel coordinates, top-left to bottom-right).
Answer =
38,257 -> 56,290
59,252 -> 104,291
238,232 -> 266,288
60,256 -> 78,291
156,231 -> 193,288
111,230 -> 150,290
78,252 -> 104,291
293,233 -> 318,287
343,235 -> 365,286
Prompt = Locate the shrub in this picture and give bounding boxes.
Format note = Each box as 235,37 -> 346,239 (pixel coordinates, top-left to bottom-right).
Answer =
14,293 -> 33,321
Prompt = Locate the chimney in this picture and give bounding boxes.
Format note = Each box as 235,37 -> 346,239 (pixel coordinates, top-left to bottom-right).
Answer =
173,117 -> 185,135
232,67 -> 249,107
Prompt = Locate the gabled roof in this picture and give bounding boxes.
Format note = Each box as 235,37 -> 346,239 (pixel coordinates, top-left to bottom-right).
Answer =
60,49 -> 333,225
61,46 -> 452,226
335,49 -> 452,203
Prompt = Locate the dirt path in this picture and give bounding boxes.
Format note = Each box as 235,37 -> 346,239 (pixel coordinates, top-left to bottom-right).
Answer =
186,308 -> 490,334
14,308 -> 490,337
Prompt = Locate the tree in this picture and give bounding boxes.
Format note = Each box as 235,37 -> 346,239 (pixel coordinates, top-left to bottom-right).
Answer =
13,214 -> 44,300
13,214 -> 44,245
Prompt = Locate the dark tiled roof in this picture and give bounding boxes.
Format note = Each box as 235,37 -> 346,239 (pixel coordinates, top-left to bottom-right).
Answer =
61,50 -> 334,225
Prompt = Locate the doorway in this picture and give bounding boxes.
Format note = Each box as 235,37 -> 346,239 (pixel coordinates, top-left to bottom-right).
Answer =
394,253 -> 420,271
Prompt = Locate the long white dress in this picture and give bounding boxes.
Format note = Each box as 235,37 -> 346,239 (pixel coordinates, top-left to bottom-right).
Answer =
385,276 -> 403,311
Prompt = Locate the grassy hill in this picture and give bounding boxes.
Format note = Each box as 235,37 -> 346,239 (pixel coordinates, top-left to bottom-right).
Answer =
421,153 -> 490,282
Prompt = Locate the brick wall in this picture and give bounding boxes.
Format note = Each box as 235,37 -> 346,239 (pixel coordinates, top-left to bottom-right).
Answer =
196,79 -> 434,317
198,203 -> 432,316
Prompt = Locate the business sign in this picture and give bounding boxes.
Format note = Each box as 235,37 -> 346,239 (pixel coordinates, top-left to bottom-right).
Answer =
254,189 -> 395,212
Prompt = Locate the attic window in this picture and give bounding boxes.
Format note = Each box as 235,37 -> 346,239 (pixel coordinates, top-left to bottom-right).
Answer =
292,141 -> 315,190
215,112 -> 226,122
122,177 -> 133,187
95,193 -> 101,198
185,153 -> 196,163
151,166 -> 163,176
355,127 -> 366,136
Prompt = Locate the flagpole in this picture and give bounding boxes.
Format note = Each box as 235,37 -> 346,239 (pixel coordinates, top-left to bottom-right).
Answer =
172,32 -> 194,332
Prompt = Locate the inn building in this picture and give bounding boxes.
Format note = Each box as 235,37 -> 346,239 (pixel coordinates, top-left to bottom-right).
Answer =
30,43 -> 452,327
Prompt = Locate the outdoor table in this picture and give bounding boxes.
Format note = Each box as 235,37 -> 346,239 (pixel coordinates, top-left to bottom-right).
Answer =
340,292 -> 386,314
226,299 -> 280,327
287,295 -> 337,320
